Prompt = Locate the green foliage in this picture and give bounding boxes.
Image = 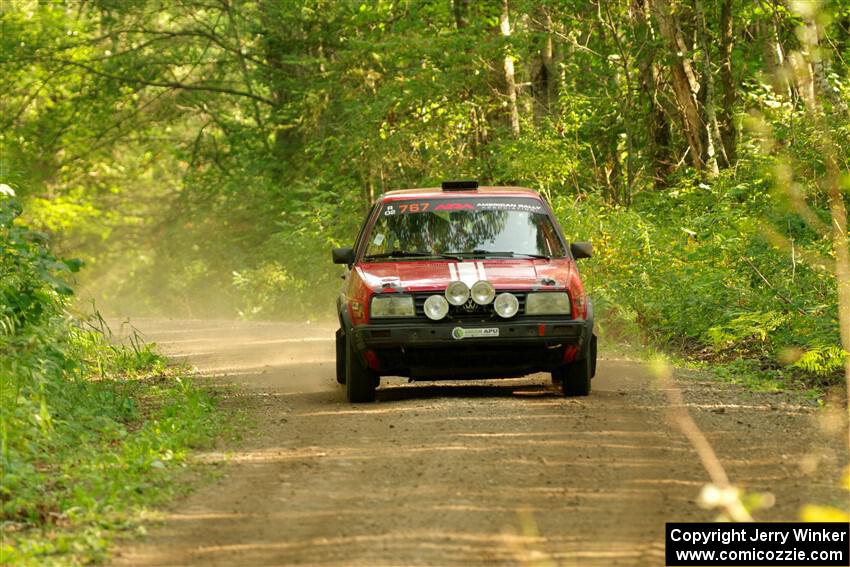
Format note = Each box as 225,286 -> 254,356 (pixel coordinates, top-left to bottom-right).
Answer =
793,345 -> 849,377
232,261 -> 293,318
0,195 -> 219,565
1,369 -> 218,566
1,0 -> 847,387
3,1 -> 845,561
706,311 -> 790,351
552,162 -> 846,387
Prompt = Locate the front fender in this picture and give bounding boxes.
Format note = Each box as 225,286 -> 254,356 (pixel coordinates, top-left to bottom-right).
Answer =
585,297 -> 595,336
338,294 -> 353,332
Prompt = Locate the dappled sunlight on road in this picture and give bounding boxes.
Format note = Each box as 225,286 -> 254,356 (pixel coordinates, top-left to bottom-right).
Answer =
110,320 -> 846,567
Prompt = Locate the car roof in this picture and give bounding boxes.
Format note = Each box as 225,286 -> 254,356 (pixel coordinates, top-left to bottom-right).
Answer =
381,186 -> 542,201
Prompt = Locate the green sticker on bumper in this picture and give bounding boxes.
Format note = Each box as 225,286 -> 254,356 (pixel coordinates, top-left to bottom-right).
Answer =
452,327 -> 499,339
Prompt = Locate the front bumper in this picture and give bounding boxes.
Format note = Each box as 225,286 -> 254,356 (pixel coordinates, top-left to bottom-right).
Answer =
349,319 -> 590,379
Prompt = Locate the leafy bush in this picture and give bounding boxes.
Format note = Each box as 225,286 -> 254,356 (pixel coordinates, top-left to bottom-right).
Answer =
0,192 -> 219,565
551,166 -> 846,387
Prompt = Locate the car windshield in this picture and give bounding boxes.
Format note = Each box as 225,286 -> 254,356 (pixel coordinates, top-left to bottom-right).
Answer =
362,197 -> 566,261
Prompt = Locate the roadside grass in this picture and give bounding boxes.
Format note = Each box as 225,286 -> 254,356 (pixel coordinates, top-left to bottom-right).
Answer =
595,307 -> 830,403
1,193 -> 235,566
605,338 -> 829,403
2,194 -> 230,564
681,357 -> 826,402
0,330 -> 225,567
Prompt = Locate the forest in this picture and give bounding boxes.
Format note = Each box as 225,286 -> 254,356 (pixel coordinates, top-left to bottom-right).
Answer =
3,0 -> 849,377
1,0 -> 849,564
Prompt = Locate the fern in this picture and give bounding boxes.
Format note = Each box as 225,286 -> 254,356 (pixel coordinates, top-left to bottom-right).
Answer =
705,311 -> 790,351
793,345 -> 848,376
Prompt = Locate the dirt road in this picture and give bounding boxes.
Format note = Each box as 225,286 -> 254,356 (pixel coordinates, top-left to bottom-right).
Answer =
111,319 -> 846,566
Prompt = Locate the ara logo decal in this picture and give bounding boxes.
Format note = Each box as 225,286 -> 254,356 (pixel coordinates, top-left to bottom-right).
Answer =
434,203 -> 475,211
451,327 -> 465,340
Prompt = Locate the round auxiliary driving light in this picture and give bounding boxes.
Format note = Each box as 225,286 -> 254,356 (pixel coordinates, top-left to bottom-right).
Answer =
470,280 -> 496,305
494,292 -> 519,318
445,280 -> 470,306
423,294 -> 449,321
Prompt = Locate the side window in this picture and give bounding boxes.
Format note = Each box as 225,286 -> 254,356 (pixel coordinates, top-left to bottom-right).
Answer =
541,217 -> 566,257
353,203 -> 379,258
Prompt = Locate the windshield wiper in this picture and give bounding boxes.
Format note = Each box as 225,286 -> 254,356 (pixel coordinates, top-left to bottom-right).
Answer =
452,250 -> 551,259
363,250 -> 462,261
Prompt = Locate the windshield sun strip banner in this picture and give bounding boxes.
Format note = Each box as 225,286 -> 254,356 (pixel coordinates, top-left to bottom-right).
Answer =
381,197 -> 545,217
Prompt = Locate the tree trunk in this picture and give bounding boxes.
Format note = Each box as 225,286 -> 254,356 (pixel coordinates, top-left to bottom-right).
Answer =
650,0 -> 704,170
637,0 -> 673,185
533,6 -> 557,119
500,0 -> 521,138
761,3 -> 793,100
601,1 -> 635,202
453,0 -> 468,30
790,15 -> 818,109
793,10 -> 848,114
694,0 -> 723,173
718,0 -> 736,165
259,1 -> 299,183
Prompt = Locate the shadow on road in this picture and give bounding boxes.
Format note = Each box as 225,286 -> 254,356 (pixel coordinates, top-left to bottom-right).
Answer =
377,381 -> 563,402
110,319 -> 847,567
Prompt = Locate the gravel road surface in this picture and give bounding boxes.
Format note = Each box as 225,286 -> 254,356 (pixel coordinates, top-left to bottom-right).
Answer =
110,319 -> 847,566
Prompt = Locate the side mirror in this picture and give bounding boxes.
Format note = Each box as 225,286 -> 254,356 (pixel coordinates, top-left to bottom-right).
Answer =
332,247 -> 355,265
570,241 -> 593,260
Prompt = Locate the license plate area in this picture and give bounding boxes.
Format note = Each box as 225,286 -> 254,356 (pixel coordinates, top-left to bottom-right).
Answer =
451,327 -> 500,340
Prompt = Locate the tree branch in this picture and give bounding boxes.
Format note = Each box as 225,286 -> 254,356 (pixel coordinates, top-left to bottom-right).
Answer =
46,58 -> 276,106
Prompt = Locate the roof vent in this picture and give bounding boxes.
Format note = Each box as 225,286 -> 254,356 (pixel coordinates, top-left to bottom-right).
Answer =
441,180 -> 479,191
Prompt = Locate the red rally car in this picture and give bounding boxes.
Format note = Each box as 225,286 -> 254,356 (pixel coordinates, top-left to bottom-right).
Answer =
332,181 -> 596,402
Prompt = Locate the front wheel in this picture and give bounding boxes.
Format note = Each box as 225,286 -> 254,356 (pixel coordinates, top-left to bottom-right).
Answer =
554,359 -> 591,396
553,334 -> 596,397
346,337 -> 378,403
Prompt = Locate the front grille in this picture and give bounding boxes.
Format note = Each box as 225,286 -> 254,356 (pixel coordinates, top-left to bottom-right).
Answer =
413,291 -> 527,322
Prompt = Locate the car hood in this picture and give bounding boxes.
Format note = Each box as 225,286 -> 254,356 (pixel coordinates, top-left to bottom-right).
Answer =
356,259 -> 572,291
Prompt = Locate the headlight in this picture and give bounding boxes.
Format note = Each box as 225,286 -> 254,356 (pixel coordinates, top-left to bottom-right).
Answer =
494,292 -> 519,318
525,292 -> 571,315
470,280 -> 496,305
445,281 -> 470,306
370,295 -> 415,318
423,295 -> 449,320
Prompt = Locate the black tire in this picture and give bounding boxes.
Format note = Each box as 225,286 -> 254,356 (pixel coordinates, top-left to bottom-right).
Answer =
346,336 -> 378,403
558,358 -> 591,396
335,328 -> 346,385
553,335 -> 595,397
